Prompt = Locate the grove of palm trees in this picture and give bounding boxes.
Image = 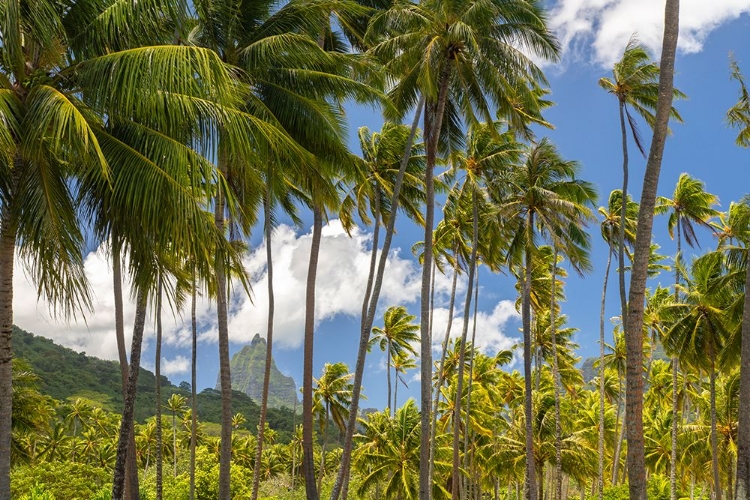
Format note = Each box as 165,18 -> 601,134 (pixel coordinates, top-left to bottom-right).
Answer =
3,0 -> 750,499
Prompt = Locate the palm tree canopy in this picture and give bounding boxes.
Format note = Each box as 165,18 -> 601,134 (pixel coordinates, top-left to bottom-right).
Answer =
655,173 -> 720,248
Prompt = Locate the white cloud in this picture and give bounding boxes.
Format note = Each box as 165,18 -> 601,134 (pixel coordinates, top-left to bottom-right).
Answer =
11,220 -> 464,359
549,0 -> 750,67
161,355 -> 190,376
430,299 -> 520,355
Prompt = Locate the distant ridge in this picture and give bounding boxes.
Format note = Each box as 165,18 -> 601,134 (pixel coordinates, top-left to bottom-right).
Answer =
218,334 -> 299,410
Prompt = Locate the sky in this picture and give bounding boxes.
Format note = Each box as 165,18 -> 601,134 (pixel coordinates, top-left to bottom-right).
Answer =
12,0 -> 750,412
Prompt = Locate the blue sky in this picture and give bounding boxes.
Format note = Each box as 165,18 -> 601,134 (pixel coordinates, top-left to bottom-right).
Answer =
13,1 -> 750,413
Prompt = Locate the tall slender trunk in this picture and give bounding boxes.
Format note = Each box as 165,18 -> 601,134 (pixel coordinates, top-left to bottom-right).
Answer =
550,248 -> 562,500
612,382 -> 625,484
451,191 -> 479,500
156,281 -> 164,500
291,398 -> 298,491
735,246 -> 750,500
252,180 -> 277,500
671,218 -> 683,500
711,354 -> 722,500
599,244 -> 613,499
215,153 -> 233,500
625,2 -> 680,498
113,240 -> 140,499
463,273 -> 479,497
617,100 -> 629,340
421,65 -> 452,500
387,340 -> 393,413
172,410 -> 177,478
523,214 -> 538,500
331,96 -> 425,500
303,207 -> 323,500
112,291 -> 149,499
0,207 -> 17,500
318,403 -> 329,492
190,276 -> 197,500
429,244 -> 460,482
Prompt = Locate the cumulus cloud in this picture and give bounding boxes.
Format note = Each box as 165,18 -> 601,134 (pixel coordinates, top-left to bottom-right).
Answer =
431,299 -> 520,355
161,355 -> 190,376
11,220 -> 470,359
549,0 -> 750,67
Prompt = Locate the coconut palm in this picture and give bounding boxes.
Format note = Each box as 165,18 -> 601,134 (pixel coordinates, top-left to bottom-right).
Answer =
392,353 -> 417,411
498,138 -> 595,499
726,59 -> 750,500
663,252 -> 733,500
165,394 -> 187,478
370,306 -> 420,414
313,362 -> 354,490
597,189 -> 638,497
366,2 -> 559,495
623,2 -> 681,497
656,172 -> 719,499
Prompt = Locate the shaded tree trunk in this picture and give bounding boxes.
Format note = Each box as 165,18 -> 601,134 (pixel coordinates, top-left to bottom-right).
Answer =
599,244 -> 613,499
421,65 -> 452,500
0,206 -> 17,500
190,276 -> 197,500
671,216 -> 683,500
331,96 -> 425,500
303,206 -> 323,500
550,248 -> 562,500
625,1 -> 680,498
112,291 -> 149,499
252,179 -> 277,500
735,246 -> 750,500
711,354 -> 722,500
452,192 -> 479,500
156,281 -> 163,500
523,214 -> 539,500
215,154 -> 233,500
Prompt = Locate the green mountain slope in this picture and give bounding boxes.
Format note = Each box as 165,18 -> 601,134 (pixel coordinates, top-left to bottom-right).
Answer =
219,333 -> 299,409
11,326 -> 297,440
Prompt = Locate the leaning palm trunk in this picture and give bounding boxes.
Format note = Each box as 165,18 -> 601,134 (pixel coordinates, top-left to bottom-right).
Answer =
598,243 -> 613,499
451,193 -> 479,500
421,66 -> 452,500
252,180 -> 277,500
303,206 -> 324,500
331,96 -> 426,500
523,215 -> 539,500
625,1 -> 680,498
550,248 -> 563,500
735,246 -> 750,500
155,282 -> 164,500
112,291 -> 149,499
214,154 -> 233,500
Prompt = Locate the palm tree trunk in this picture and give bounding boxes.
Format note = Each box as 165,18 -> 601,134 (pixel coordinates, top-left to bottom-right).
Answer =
671,218 -> 683,500
173,411 -> 177,478
331,95 -> 425,500
387,341 -> 393,413
394,369 -> 399,410
625,1 -> 680,498
463,273 -> 480,498
113,239 -> 140,500
612,385 -> 626,485
617,99 -> 629,339
318,403 -> 329,492
599,244 -> 613,499
156,281 -> 164,500
0,208 -> 17,500
421,66 -> 452,500
735,246 -> 750,500
303,206 -> 323,500
452,190 -> 479,500
523,214 -> 539,500
215,154 -> 233,500
113,290 -> 149,499
252,180 -> 277,500
190,275 -> 197,500
550,247 -> 562,500
430,244 -> 460,483
711,356 -> 721,500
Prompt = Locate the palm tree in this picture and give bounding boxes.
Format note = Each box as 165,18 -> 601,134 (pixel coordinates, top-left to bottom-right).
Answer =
726,59 -> 750,500
624,1 -> 681,497
370,306 -> 420,414
655,172 -> 719,499
599,37 -> 684,350
366,3 -> 559,496
165,394 -> 187,478
499,138 -> 595,499
313,362 -> 354,490
392,353 -> 417,411
597,190 -> 638,498
663,252 -> 733,500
